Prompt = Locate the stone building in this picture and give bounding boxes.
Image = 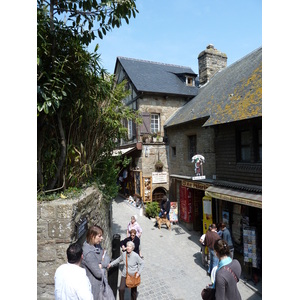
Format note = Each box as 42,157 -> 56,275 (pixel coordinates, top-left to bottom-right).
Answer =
113,45 -> 262,283
165,46 -> 262,280
113,56 -> 198,204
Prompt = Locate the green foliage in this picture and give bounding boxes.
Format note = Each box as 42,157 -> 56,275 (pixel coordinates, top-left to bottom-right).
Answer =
93,155 -> 131,201
145,202 -> 160,218
37,0 -> 139,46
37,0 -> 141,198
37,185 -> 86,201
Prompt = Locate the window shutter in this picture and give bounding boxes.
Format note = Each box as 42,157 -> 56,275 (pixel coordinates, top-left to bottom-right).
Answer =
140,112 -> 151,134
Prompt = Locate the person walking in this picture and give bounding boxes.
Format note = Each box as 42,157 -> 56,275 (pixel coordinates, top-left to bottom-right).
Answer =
217,222 -> 223,237
126,215 -> 142,238
221,222 -> 234,258
127,215 -> 143,258
108,241 -> 144,300
158,195 -> 170,220
54,243 -> 93,300
120,229 -> 141,256
213,239 -> 242,300
203,223 -> 221,276
82,225 -> 114,300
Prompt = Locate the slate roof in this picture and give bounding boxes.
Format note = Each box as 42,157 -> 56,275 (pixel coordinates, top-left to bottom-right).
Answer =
165,47 -> 262,128
116,57 -> 199,97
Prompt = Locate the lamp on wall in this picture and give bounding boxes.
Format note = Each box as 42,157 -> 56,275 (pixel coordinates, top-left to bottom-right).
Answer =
145,146 -> 149,157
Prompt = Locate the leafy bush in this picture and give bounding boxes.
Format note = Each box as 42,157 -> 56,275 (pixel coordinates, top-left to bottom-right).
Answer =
145,202 -> 160,218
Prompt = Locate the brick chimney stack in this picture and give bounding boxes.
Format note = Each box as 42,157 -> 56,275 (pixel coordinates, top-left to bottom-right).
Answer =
198,44 -> 227,85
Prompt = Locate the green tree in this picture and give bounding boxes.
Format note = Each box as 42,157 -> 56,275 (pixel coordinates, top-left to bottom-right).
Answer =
37,0 -> 140,196
40,0 -> 138,45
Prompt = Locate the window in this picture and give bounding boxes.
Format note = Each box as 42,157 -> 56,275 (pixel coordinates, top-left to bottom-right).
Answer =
188,135 -> 197,160
124,82 -> 133,105
172,146 -> 176,157
258,129 -> 262,162
237,127 -> 262,163
151,114 -> 160,133
185,76 -> 195,86
240,130 -> 251,162
128,119 -> 133,140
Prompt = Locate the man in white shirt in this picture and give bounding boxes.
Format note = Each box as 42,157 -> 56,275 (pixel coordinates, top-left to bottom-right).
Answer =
54,243 -> 93,300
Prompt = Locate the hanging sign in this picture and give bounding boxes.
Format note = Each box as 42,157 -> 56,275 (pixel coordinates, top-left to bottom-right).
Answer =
152,172 -> 167,183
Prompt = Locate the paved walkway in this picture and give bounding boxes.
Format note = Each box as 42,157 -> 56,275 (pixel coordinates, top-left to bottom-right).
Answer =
110,195 -> 262,300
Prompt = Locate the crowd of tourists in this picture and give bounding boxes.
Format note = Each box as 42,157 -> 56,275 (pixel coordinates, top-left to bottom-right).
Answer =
54,194 -> 242,300
54,215 -> 145,300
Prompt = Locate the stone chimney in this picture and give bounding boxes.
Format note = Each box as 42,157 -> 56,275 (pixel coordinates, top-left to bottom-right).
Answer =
198,44 -> 227,85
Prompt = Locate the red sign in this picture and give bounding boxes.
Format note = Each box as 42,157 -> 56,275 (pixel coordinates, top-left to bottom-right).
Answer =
180,186 -> 193,223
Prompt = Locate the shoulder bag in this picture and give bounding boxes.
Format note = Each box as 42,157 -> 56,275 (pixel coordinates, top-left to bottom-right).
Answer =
201,285 -> 215,300
125,254 -> 141,288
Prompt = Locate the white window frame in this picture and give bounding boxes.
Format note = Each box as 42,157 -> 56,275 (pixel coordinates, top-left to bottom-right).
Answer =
151,113 -> 160,133
128,119 -> 133,140
185,76 -> 195,86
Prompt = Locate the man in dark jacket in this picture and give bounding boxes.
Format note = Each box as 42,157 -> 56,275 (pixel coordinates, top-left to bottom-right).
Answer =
204,223 -> 221,276
221,222 -> 234,258
159,195 -> 170,220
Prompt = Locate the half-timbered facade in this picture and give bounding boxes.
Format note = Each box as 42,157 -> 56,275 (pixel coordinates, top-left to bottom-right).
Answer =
113,56 -> 198,203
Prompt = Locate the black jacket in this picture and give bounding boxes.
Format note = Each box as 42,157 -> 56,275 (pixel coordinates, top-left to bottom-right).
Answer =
161,199 -> 170,213
120,236 -> 140,254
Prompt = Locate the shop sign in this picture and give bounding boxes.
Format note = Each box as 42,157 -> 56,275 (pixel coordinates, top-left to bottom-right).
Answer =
152,172 -> 167,183
169,202 -> 178,223
192,175 -> 206,180
76,216 -> 87,240
182,180 -> 209,190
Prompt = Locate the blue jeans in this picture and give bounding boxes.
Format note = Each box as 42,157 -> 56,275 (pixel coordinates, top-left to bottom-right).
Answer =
159,211 -> 170,220
208,248 -> 219,274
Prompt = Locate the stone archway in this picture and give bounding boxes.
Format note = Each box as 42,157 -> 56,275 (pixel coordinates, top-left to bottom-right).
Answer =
152,186 -> 167,205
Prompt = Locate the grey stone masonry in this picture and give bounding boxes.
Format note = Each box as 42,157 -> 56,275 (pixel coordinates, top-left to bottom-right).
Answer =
37,186 -> 112,300
198,44 -> 227,85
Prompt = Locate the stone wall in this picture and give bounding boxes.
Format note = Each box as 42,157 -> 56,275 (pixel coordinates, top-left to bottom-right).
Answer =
37,186 -> 112,300
132,95 -> 187,197
166,123 -> 216,178
138,95 -> 188,137
198,44 -> 227,85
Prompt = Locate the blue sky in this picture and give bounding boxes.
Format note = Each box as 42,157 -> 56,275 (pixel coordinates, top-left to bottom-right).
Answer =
89,0 -> 262,75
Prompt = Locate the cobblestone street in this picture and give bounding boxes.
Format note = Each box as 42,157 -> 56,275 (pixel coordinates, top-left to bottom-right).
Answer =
110,196 -> 262,300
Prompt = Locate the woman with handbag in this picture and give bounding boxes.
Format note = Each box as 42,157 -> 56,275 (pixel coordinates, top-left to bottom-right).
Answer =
202,239 -> 241,300
202,239 -> 242,300
108,241 -> 144,300
82,225 -> 115,300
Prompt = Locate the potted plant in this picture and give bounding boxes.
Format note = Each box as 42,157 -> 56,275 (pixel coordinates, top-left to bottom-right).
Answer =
145,201 -> 160,219
142,134 -> 150,143
152,132 -> 157,142
157,132 -> 163,142
155,160 -> 164,170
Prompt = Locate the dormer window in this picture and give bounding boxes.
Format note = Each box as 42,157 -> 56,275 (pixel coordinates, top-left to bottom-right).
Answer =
186,76 -> 195,86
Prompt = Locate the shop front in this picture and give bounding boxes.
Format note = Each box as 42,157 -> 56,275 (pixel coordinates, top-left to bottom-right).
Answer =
120,168 -> 169,209
205,185 -> 262,283
170,176 -> 211,232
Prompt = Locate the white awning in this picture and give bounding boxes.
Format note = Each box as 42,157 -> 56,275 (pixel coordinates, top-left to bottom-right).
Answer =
112,147 -> 135,156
